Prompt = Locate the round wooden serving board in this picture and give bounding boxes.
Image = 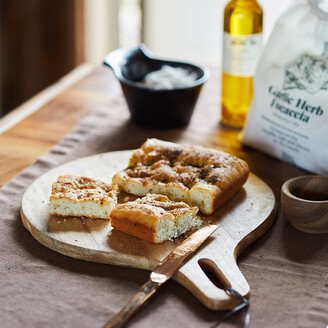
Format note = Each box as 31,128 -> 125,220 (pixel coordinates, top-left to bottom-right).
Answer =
21,150 -> 276,310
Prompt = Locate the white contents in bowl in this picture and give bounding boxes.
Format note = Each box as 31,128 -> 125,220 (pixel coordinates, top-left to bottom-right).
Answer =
139,65 -> 198,90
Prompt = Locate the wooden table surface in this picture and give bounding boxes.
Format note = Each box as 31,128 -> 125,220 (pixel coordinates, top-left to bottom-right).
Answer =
0,64 -> 114,186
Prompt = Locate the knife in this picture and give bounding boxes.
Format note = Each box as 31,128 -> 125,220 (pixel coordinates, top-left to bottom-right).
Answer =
103,224 -> 218,328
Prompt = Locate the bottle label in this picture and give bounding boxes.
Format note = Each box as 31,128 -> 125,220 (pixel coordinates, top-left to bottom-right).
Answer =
223,32 -> 263,77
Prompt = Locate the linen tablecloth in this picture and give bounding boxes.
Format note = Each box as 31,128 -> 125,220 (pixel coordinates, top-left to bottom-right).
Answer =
0,74 -> 327,328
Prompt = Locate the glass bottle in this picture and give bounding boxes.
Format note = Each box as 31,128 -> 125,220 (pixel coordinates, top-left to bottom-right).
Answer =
221,0 -> 263,128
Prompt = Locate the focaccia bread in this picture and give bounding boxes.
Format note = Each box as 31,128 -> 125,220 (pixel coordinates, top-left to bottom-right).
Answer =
110,194 -> 202,243
49,175 -> 117,219
112,139 -> 249,215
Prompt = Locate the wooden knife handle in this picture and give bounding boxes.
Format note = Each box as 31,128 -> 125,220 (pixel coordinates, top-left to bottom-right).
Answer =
103,279 -> 160,328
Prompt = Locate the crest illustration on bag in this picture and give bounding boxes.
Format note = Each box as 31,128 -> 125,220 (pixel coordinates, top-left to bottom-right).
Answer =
284,42 -> 328,94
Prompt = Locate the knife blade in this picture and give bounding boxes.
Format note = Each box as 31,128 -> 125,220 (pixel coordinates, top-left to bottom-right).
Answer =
103,224 -> 218,328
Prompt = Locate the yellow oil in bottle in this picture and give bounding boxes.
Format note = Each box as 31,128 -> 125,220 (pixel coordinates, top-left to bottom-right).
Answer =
221,0 -> 263,128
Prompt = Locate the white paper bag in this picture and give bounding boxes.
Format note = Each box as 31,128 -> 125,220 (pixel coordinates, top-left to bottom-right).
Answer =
243,0 -> 328,175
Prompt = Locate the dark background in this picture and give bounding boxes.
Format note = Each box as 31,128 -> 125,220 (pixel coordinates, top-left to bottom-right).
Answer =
0,0 -> 84,116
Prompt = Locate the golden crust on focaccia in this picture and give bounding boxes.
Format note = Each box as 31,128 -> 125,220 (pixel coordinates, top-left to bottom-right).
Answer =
49,175 -> 117,219
110,194 -> 202,243
112,139 -> 249,215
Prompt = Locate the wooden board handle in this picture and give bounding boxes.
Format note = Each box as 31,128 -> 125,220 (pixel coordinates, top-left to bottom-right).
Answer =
175,228 -> 249,310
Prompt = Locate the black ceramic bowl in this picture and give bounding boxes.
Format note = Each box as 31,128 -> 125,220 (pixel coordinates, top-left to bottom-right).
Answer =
103,45 -> 209,128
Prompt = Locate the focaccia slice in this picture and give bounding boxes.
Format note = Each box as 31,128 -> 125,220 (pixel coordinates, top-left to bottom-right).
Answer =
49,175 -> 117,219
112,139 -> 249,215
110,194 -> 202,243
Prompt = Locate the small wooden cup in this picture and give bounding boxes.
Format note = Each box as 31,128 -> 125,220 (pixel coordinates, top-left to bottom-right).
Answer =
281,176 -> 328,234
